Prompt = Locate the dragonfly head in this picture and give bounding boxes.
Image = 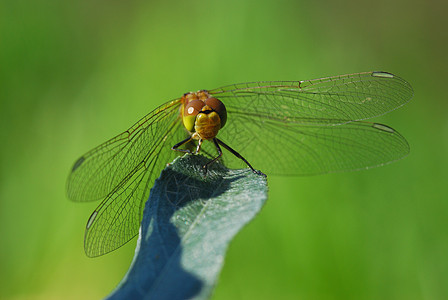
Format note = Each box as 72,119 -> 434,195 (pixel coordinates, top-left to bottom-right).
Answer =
182,92 -> 227,139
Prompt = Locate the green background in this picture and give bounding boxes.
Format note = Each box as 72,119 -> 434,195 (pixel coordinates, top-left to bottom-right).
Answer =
1,0 -> 447,299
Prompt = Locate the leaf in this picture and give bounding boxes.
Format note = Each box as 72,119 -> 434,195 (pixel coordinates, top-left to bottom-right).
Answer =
106,154 -> 268,300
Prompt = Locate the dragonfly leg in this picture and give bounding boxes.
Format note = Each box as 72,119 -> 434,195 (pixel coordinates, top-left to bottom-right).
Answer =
172,136 -> 193,153
202,138 -> 223,174
195,139 -> 203,154
216,138 -> 266,177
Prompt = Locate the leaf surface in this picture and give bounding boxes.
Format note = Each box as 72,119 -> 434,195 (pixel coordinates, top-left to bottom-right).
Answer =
107,154 -> 268,300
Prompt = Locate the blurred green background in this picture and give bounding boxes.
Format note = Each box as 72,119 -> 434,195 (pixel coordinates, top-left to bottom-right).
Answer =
1,0 -> 447,299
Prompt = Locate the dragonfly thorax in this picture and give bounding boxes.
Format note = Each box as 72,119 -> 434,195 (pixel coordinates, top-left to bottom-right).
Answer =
181,91 -> 227,140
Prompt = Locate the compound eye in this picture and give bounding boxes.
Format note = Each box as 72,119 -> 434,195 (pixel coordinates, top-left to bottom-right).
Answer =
205,97 -> 227,128
184,99 -> 205,117
183,99 -> 205,132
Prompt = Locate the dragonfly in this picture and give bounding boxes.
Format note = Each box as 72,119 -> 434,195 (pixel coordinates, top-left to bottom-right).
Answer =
67,71 -> 413,257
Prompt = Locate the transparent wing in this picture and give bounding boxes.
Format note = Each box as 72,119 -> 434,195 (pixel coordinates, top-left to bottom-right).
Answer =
80,102 -> 188,257
210,71 -> 413,125
218,119 -> 409,175
211,72 -> 413,174
67,99 -> 182,202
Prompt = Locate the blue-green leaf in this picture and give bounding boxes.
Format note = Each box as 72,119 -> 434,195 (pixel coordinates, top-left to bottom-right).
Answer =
107,154 -> 268,300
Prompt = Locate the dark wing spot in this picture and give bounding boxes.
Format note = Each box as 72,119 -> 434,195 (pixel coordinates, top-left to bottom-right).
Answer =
72,156 -> 85,172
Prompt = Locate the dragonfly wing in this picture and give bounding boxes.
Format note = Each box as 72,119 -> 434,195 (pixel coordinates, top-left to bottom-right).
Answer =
82,107 -> 187,257
67,99 -> 182,202
218,117 -> 409,175
220,116 -> 409,175
84,164 -> 148,257
210,71 -> 413,124
212,72 -> 412,175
